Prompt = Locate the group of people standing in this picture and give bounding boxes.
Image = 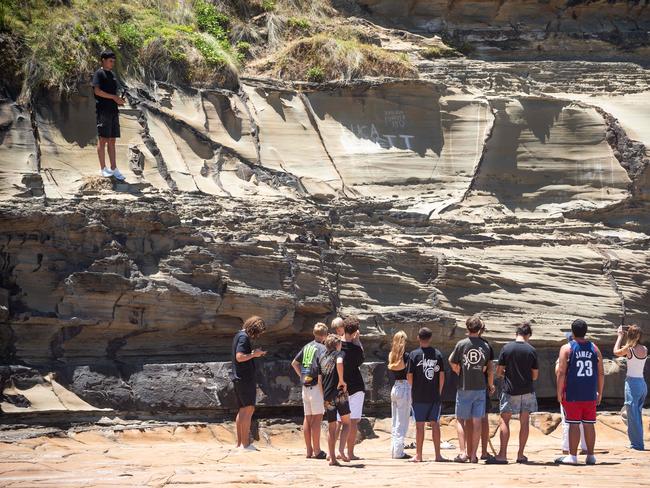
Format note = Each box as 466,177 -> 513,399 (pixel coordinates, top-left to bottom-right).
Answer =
229,314 -> 647,466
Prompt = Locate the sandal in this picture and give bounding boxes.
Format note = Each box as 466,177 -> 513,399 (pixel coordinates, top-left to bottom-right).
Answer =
516,456 -> 528,464
313,451 -> 327,460
485,457 -> 508,465
453,454 -> 468,463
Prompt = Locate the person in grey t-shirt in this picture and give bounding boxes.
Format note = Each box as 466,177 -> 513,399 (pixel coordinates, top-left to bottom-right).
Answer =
449,315 -> 495,463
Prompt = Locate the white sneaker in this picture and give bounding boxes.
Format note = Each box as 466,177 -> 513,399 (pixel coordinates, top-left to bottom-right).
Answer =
101,168 -> 113,178
111,168 -> 126,181
243,444 -> 259,451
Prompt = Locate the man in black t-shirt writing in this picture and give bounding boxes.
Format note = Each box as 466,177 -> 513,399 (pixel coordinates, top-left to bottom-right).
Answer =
91,50 -> 126,181
489,321 -> 539,464
230,316 -> 266,451
407,327 -> 446,462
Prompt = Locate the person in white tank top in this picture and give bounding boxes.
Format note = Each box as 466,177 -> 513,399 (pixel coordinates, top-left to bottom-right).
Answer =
614,325 -> 648,450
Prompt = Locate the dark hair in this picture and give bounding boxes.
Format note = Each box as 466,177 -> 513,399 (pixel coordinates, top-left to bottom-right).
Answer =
571,319 -> 588,339
466,314 -> 484,333
418,327 -> 432,341
343,316 -> 360,335
100,50 -> 116,60
516,321 -> 533,337
243,316 -> 266,339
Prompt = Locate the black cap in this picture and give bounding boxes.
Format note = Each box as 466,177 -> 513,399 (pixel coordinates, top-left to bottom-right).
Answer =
100,50 -> 116,60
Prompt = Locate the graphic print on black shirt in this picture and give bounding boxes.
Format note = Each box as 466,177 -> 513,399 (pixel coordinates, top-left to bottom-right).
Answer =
319,350 -> 344,401
294,340 -> 326,387
407,347 -> 445,403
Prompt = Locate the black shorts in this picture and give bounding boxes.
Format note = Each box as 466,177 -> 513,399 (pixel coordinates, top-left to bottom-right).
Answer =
324,391 -> 350,423
97,111 -> 120,138
233,380 -> 256,408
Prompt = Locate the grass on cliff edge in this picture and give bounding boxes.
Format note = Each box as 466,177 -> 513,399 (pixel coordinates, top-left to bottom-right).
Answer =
0,0 -> 243,98
272,33 -> 418,82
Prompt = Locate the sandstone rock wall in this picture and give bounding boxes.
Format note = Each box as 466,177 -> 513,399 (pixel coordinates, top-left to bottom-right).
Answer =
356,0 -> 650,63
2,22 -> 650,416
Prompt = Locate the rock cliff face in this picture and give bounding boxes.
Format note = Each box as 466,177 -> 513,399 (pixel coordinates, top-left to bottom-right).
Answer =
355,0 -> 650,63
2,3 -> 650,418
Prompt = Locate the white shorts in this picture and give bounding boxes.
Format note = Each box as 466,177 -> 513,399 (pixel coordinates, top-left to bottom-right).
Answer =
302,385 -> 324,416
338,391 -> 365,421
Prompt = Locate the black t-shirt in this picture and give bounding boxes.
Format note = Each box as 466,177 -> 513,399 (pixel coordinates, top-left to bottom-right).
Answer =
388,352 -> 409,382
294,340 -> 326,387
341,341 -> 365,395
91,68 -> 119,114
230,330 -> 255,382
318,350 -> 344,401
498,341 -> 539,395
407,347 -> 445,403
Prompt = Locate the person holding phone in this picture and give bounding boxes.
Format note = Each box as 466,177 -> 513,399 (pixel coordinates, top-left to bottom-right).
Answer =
230,316 -> 267,451
614,325 -> 647,450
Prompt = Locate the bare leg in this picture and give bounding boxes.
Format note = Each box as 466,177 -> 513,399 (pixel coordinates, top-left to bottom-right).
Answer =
235,410 -> 242,448
303,415 -> 313,457
568,423 -> 580,456
457,418 -> 468,459
347,419 -> 360,459
240,406 -> 255,448
517,412 -> 530,460
311,415 -> 323,455
431,421 -> 443,461
97,138 -> 107,169
327,422 -> 339,466
338,421 -> 349,459
481,415 -> 490,458
107,138 -> 117,170
497,413 -> 511,461
338,416 -> 350,462
415,422 -> 425,462
582,423 -> 596,456
469,417 -> 482,461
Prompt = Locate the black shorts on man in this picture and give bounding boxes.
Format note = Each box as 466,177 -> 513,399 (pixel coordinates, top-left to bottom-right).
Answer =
92,68 -> 120,138
97,111 -> 120,138
324,390 -> 351,423
233,380 -> 256,408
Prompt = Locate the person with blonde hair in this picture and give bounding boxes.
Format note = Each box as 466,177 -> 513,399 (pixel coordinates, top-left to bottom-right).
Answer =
292,322 -> 329,459
614,324 -> 648,450
388,330 -> 411,459
230,316 -> 267,450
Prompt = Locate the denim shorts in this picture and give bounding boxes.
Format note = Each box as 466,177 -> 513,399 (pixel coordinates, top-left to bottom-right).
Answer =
455,389 -> 486,420
499,392 -> 538,414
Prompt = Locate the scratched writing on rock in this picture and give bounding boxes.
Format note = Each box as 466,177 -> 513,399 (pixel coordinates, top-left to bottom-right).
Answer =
344,110 -> 415,150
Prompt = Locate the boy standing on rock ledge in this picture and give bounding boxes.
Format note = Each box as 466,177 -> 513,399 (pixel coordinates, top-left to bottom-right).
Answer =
91,50 -> 126,181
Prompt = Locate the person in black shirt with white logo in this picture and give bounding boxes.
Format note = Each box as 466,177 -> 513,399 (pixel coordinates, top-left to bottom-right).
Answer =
91,50 -> 127,181
230,316 -> 266,451
407,327 -> 446,463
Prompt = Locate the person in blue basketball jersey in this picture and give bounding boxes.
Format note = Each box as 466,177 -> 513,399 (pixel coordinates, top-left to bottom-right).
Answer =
555,319 -> 604,466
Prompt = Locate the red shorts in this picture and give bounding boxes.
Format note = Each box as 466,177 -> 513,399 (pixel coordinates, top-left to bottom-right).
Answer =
562,400 -> 597,424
